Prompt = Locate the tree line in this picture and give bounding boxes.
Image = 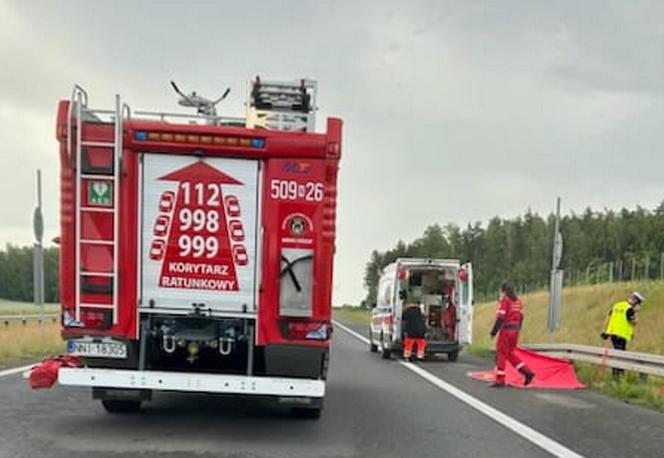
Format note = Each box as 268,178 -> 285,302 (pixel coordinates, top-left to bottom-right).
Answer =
363,202 -> 664,306
0,245 -> 59,303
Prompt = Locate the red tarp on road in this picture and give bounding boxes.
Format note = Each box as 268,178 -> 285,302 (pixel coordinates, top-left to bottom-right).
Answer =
468,347 -> 585,389
28,355 -> 81,389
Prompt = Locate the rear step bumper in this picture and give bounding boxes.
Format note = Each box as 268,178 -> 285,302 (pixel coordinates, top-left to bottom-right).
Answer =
390,341 -> 461,354
58,368 -> 325,398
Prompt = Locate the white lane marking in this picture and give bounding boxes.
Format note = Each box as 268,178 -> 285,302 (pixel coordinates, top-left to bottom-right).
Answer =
0,364 -> 35,379
333,320 -> 585,458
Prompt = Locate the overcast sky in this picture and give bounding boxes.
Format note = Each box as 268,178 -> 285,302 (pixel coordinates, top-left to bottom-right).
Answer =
1,0 -> 664,304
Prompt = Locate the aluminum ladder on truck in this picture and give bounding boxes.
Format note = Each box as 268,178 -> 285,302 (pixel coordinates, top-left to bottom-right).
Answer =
69,86 -> 126,326
245,77 -> 317,132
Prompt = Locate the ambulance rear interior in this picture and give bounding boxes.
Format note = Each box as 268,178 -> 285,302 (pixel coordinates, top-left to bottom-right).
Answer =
392,259 -> 472,358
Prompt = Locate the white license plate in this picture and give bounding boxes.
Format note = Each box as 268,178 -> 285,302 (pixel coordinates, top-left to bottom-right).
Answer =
67,340 -> 127,359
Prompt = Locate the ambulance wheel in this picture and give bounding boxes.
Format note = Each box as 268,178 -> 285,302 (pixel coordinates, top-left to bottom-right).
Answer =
369,333 -> 378,353
447,351 -> 459,362
101,400 -> 142,414
380,333 -> 391,359
291,407 -> 322,419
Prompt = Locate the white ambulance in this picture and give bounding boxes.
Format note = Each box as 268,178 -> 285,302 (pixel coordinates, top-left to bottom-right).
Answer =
369,258 -> 473,361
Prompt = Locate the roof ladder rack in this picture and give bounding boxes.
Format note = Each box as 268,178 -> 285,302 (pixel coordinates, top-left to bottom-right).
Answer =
245,77 -> 317,132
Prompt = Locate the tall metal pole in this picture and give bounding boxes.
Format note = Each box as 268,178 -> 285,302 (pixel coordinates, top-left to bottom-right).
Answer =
33,169 -> 45,324
548,197 -> 564,334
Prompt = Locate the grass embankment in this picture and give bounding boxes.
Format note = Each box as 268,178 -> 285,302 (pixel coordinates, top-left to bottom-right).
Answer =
0,299 -> 59,316
473,281 -> 664,411
472,281 -> 664,354
0,300 -> 63,369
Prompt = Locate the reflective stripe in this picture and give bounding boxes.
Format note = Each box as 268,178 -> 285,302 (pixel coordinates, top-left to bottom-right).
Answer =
515,362 -> 525,370
497,310 -> 507,315
495,370 -> 506,375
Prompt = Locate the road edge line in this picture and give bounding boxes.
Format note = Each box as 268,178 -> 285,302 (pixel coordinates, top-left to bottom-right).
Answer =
333,319 -> 585,458
0,364 -> 35,379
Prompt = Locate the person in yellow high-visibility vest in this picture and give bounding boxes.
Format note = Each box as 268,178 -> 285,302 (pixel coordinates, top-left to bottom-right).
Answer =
601,291 -> 645,377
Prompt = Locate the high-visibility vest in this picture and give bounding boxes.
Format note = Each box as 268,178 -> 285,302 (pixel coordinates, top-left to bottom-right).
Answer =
605,301 -> 634,341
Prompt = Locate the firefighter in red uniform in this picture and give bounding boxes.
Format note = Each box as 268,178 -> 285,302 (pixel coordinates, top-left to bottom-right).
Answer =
489,282 -> 535,387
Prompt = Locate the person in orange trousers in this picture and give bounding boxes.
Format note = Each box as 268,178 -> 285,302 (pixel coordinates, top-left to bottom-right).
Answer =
489,282 -> 535,387
403,303 -> 427,360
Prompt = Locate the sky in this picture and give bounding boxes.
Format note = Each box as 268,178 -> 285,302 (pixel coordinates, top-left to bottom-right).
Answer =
1,0 -> 664,305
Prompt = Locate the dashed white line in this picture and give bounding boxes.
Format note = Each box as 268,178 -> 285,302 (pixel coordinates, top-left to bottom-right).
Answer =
0,364 -> 35,379
333,319 -> 585,458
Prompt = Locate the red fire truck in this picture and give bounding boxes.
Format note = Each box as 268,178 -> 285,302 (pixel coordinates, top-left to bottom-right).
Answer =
48,78 -> 341,418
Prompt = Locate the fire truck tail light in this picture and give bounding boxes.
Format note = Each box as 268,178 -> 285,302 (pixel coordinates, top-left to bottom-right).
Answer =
135,131 -> 148,141
282,320 -> 331,340
327,142 -> 340,157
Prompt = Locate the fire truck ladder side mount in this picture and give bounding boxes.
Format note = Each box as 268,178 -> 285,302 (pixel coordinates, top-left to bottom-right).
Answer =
71,86 -> 125,325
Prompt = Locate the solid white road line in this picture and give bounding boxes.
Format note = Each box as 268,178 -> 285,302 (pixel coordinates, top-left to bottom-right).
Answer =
0,364 -> 35,379
333,320 -> 585,458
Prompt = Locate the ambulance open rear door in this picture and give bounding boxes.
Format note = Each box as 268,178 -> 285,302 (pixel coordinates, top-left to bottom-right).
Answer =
457,262 -> 473,345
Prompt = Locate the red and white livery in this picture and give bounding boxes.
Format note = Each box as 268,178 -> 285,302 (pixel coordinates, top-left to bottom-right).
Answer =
47,77 -> 342,418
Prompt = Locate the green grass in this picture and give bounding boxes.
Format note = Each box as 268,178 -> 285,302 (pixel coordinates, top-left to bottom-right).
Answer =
472,281 -> 664,354
334,306 -> 370,325
0,320 -> 64,369
0,300 -> 63,368
0,298 -> 59,316
574,362 -> 664,412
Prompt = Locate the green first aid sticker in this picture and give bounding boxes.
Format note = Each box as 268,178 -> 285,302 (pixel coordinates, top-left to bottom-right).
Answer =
88,180 -> 112,206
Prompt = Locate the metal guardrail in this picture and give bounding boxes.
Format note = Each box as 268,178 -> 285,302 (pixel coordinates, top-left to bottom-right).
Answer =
0,314 -> 59,326
525,343 -> 664,378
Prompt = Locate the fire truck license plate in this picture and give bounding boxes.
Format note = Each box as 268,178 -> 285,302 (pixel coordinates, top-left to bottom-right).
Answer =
67,340 -> 127,359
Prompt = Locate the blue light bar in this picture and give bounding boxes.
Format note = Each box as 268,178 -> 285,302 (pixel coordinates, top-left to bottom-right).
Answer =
134,131 -> 148,141
251,138 -> 265,148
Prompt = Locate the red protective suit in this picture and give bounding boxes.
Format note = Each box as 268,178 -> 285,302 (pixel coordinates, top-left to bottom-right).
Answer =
442,303 -> 456,341
492,296 -> 534,385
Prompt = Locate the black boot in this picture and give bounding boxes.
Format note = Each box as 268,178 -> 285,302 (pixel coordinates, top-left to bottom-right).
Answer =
520,368 -> 535,386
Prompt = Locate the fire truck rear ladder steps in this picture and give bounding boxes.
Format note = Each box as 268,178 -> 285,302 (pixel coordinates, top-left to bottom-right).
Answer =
81,271 -> 115,277
79,303 -> 114,309
71,85 -> 126,326
81,141 -> 115,148
80,207 -> 116,213
80,174 -> 117,181
80,239 -> 115,245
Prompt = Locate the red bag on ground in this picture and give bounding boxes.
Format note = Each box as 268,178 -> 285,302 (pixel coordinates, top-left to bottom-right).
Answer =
468,347 -> 585,389
29,355 -> 81,389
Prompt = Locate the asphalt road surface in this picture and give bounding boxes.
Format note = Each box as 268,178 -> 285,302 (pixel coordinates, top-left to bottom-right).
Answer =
0,321 -> 662,458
